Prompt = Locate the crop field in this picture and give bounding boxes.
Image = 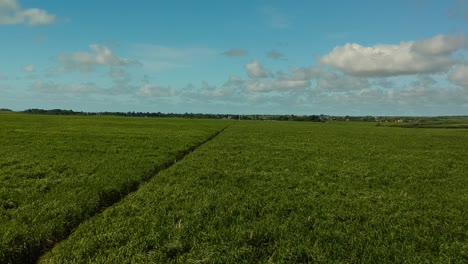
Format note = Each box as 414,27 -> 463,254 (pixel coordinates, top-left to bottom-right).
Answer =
1,114 -> 468,263
0,113 -> 229,263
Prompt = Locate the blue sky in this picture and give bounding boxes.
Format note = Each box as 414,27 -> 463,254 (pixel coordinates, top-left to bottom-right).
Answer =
1,0 -> 467,115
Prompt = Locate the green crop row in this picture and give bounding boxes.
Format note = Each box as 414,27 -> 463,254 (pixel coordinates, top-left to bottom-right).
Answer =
40,121 -> 468,263
0,113 -> 229,263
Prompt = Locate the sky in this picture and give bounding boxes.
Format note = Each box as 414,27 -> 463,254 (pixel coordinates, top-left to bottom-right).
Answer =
1,0 -> 468,115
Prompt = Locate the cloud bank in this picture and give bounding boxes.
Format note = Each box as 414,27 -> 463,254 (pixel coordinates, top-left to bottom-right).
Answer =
245,60 -> 270,79
321,34 -> 468,77
0,0 -> 56,25
449,64 -> 468,88
57,44 -> 141,72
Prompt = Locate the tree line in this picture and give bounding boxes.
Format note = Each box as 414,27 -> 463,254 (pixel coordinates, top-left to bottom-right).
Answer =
21,108 -> 328,122
19,108 -> 449,123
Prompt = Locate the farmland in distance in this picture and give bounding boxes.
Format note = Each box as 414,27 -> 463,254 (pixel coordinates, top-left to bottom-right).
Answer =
0,113 -> 229,263
38,121 -> 468,263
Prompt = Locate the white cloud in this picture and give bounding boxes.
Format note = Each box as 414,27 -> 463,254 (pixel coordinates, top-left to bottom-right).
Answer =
22,64 -> 35,72
243,65 -> 365,92
245,60 -> 270,79
57,44 -> 141,72
411,34 -> 468,55
222,49 -> 248,57
287,66 -> 368,91
0,0 -> 56,25
449,64 -> 468,88
0,0 -> 18,10
321,34 -> 468,77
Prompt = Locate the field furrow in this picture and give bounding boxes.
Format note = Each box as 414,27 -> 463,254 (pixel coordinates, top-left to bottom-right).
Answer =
0,113 -> 230,263
40,121 -> 468,263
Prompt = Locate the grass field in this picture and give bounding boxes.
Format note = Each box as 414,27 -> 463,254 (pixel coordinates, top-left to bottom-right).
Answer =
0,113 -> 229,263
1,114 -> 467,263
32,120 -> 468,263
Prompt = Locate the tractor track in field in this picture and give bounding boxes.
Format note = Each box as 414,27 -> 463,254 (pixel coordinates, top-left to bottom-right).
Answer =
30,124 -> 231,264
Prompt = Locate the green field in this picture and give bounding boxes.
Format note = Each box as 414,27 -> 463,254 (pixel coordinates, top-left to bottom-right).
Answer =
0,113 -> 229,263
2,114 -> 468,263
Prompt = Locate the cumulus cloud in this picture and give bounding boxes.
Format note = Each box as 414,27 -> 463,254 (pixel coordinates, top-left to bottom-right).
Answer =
321,34 -> 468,77
449,64 -> 468,88
22,64 -> 35,72
0,0 -> 17,9
242,65 -> 366,93
57,44 -> 141,72
267,49 -> 285,60
0,0 -> 56,25
222,49 -> 248,57
288,66 -> 368,91
245,60 -> 270,79
411,34 -> 468,55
